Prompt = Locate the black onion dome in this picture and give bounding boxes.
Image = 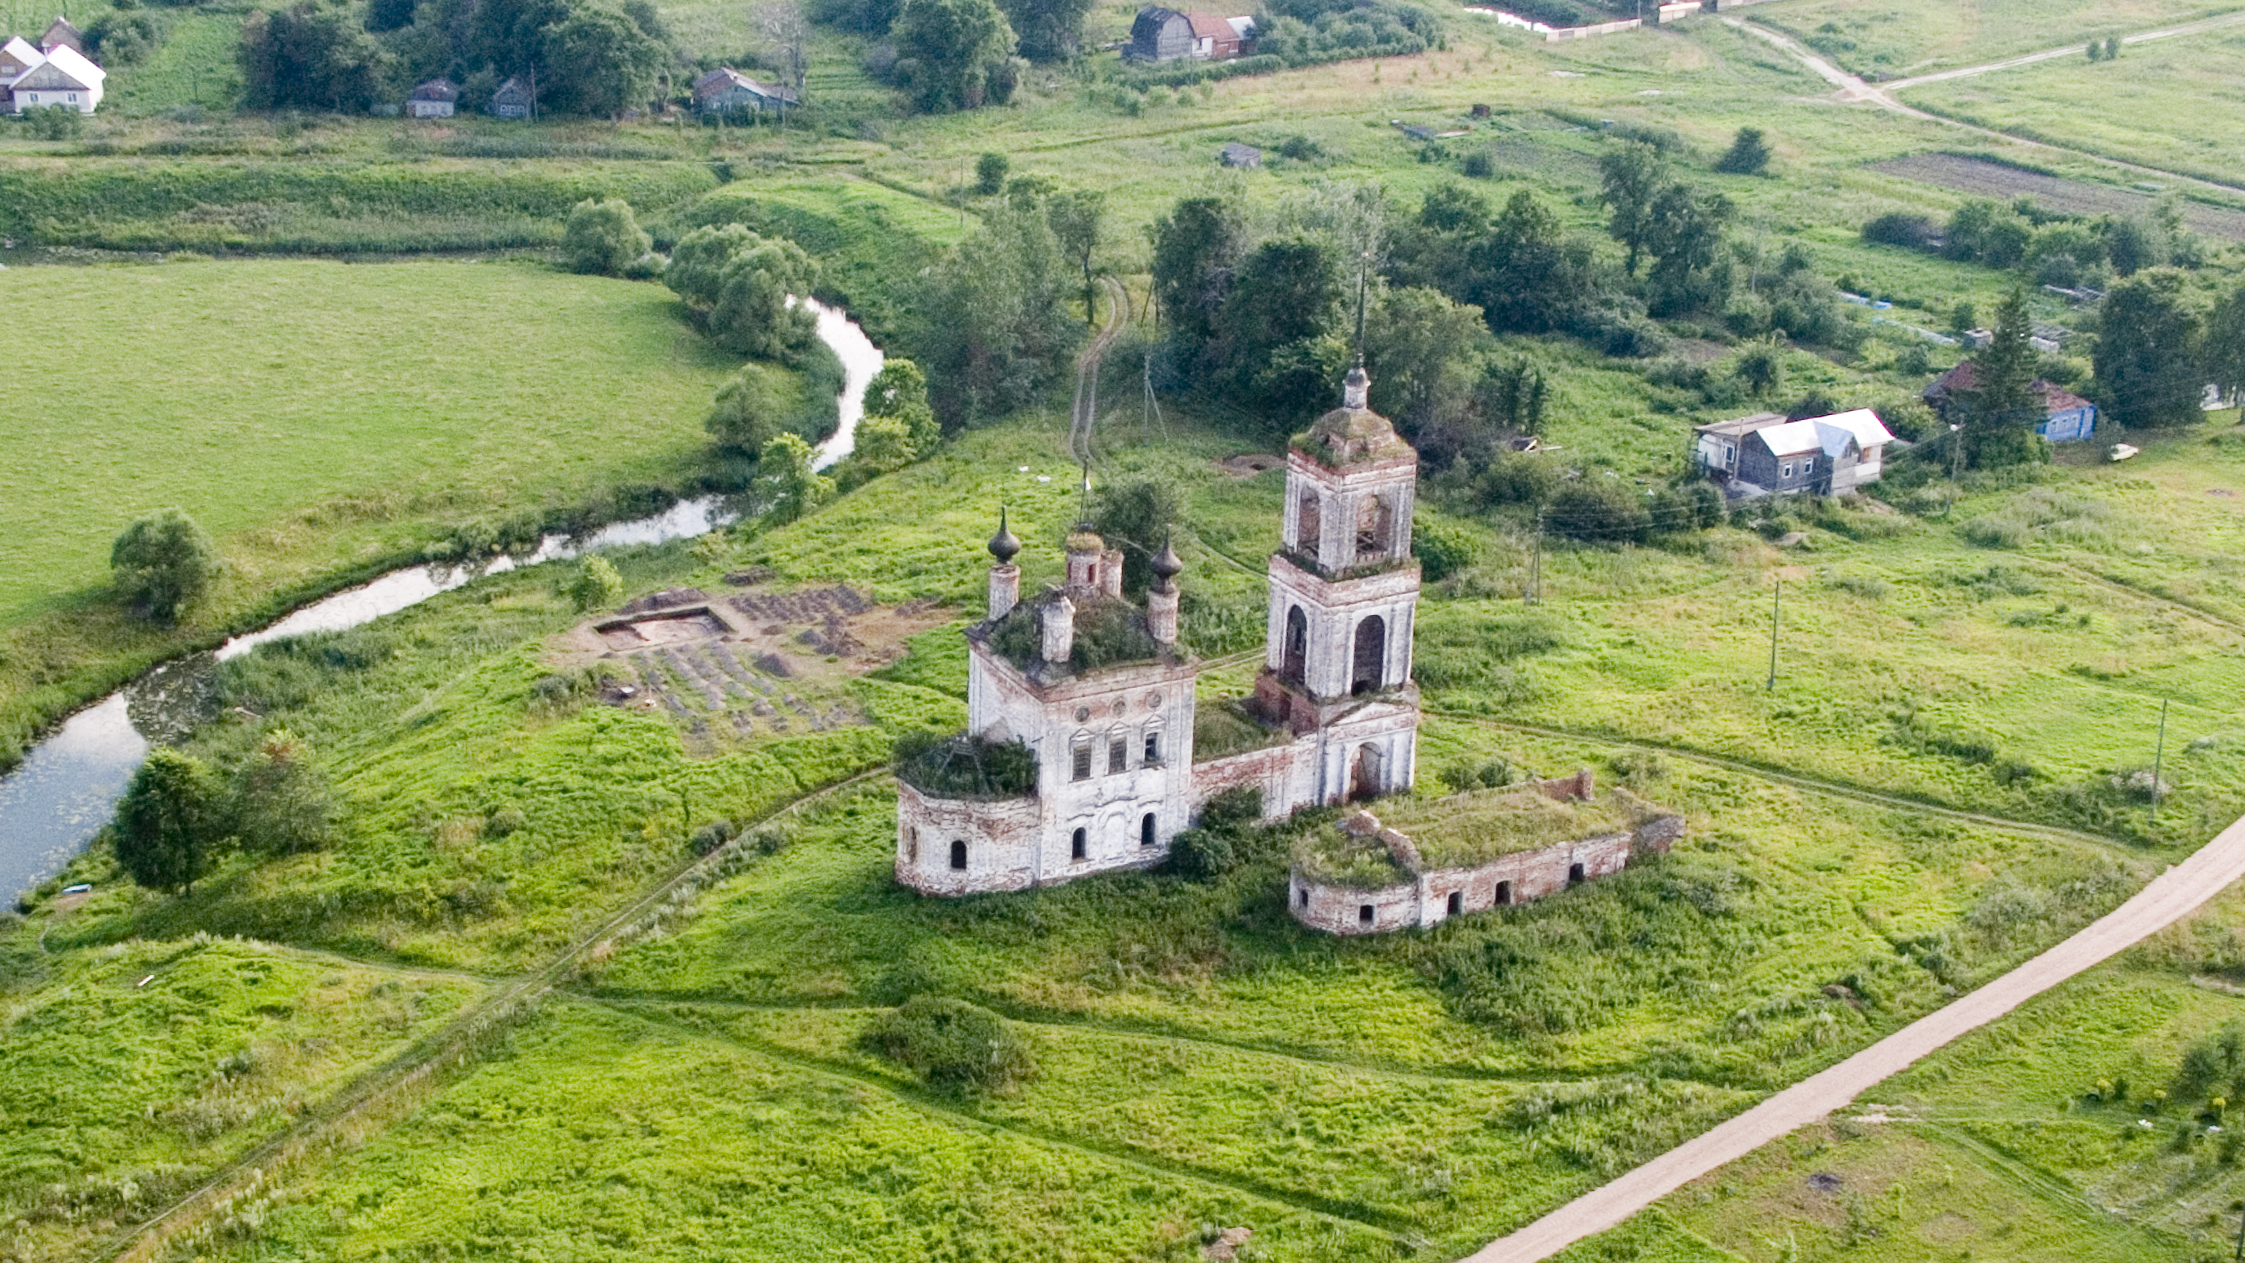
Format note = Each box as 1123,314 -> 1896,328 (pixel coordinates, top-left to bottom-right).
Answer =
1150,535 -> 1183,584
988,507 -> 1021,564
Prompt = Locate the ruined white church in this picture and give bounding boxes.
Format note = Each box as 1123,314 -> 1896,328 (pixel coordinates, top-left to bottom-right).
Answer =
896,364 -> 1424,895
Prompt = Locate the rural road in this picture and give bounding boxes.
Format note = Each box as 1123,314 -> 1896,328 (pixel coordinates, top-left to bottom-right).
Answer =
1463,810 -> 2245,1263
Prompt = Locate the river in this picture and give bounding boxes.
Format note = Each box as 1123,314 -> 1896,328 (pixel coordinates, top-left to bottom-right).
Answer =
0,298 -> 882,902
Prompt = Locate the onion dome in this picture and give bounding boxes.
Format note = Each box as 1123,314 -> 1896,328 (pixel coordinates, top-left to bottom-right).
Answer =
1150,534 -> 1183,586
987,507 -> 1021,564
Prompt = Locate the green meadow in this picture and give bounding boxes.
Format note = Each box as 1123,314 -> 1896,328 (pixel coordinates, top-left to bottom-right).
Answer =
1752,0 -> 2233,78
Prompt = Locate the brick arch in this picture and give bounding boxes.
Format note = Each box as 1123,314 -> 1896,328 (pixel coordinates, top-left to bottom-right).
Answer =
1282,605 -> 1308,683
1351,615 -> 1386,694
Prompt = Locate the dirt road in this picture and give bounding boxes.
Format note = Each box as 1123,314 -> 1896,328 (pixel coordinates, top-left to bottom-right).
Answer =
1463,810 -> 2245,1263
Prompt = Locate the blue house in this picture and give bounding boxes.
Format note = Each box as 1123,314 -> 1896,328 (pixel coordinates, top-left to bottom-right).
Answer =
1924,362 -> 2098,443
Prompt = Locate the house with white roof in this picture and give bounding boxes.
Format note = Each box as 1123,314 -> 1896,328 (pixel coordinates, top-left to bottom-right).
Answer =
0,36 -> 39,111
5,39 -> 103,113
1694,408 -> 1895,498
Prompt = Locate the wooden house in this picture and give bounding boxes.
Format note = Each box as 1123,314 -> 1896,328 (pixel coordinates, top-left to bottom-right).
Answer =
38,16 -> 81,54
0,36 -> 40,111
490,76 -> 533,119
1923,362 -> 2099,443
1695,408 -> 1894,497
8,42 -> 101,113
1126,6 -> 1256,61
406,78 -> 458,118
691,67 -> 797,115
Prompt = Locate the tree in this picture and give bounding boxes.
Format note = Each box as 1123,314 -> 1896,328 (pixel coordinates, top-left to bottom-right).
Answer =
232,730 -> 335,855
1640,183 -> 1733,316
113,509 -> 221,623
667,224 -> 762,310
863,357 -> 940,452
841,415 -> 919,486
754,0 -> 811,113
1089,475 -> 1182,594
1046,189 -> 1106,326
860,995 -> 1032,1090
892,0 -> 1017,112
915,199 -> 1081,425
1547,480 -> 1650,545
752,433 -> 835,523
114,748 -> 225,895
563,199 -> 651,276
568,555 -> 624,610
1949,300 -> 1978,337
536,5 -> 666,116
1713,126 -> 1772,176
997,0 -> 1090,60
1960,287 -> 2043,466
1366,285 -> 1488,437
2204,282 -> 2245,404
1149,196 -> 1245,353
1475,358 -> 1549,437
1730,342 -> 1784,398
974,152 -> 1010,195
708,237 -> 820,359
706,365 -> 789,453
2096,269 -> 2204,428
1597,141 -> 1666,276
1218,238 -> 1343,420
239,1 -> 389,111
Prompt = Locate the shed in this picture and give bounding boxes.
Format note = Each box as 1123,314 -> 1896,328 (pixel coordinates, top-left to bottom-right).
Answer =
406,77 -> 458,118
1218,141 -> 1261,169
1126,5 -> 1255,60
490,76 -> 533,119
1922,361 -> 2099,443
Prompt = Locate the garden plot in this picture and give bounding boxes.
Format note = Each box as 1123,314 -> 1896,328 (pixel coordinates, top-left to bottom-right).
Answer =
559,580 -> 950,755
1871,154 -> 2245,240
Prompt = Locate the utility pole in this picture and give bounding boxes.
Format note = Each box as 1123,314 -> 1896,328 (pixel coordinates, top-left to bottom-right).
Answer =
1766,578 -> 1781,690
1950,421 -> 1965,482
1525,513 -> 1542,606
2232,1198 -> 2244,1263
2151,698 -> 2169,823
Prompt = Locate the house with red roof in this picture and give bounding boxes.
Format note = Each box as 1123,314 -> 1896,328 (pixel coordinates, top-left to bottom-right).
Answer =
1923,362 -> 2099,443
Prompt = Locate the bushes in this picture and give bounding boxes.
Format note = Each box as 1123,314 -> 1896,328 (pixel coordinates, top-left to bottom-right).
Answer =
860,995 -> 1032,1090
893,731 -> 1037,798
112,509 -> 222,624
1861,212 -> 1936,251
664,225 -> 821,361
562,199 -> 653,277
113,750 -> 227,895
567,557 -> 624,611
1412,517 -> 1481,582
1547,480 -> 1651,545
1170,785 -> 1262,881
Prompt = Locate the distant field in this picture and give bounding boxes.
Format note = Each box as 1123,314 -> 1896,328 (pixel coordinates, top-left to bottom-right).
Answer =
1872,153 -> 2245,239
1900,33 -> 2245,191
1752,0 -> 2240,77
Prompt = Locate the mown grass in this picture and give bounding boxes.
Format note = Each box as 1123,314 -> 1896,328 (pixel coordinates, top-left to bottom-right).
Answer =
1900,32 -> 2245,190
1749,0 -> 2233,78
0,257 -> 751,766
0,935 -> 481,1263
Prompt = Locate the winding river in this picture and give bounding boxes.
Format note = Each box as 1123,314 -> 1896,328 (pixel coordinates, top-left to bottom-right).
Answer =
0,299 -> 882,902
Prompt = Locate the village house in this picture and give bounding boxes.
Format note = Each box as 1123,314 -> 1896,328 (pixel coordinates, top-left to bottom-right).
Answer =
1693,408 -> 1895,497
1922,361 -> 2099,443
691,67 -> 797,116
405,78 -> 458,118
490,76 -> 533,119
896,363 -> 1422,895
1125,6 -> 1257,61
1287,776 -> 1684,935
2,23 -> 103,114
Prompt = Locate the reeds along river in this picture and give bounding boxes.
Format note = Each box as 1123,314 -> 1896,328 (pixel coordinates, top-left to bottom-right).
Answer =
0,299 -> 883,902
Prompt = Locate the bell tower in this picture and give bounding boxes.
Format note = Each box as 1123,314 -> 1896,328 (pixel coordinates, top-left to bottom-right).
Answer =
1255,363 -> 1421,803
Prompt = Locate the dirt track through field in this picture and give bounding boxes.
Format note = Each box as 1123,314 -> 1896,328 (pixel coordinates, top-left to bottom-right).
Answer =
1464,808 -> 2245,1262
1882,9 -> 2245,89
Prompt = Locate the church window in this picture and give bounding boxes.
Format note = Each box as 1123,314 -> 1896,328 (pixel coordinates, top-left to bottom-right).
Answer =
1358,904 -> 1374,925
1108,732 -> 1128,774
1352,616 -> 1386,694
1282,606 -> 1307,684
1296,493 -> 1321,555
1143,727 -> 1162,764
1447,890 -> 1463,917
1568,862 -> 1586,885
1071,827 -> 1086,860
1071,736 -> 1093,781
1355,495 -> 1393,560
1496,880 -> 1513,906
949,840 -> 968,870
1141,812 -> 1157,847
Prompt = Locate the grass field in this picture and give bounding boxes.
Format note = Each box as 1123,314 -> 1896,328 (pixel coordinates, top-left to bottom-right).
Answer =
1900,31 -> 2245,190
0,257 -> 743,764
1749,0 -> 2242,78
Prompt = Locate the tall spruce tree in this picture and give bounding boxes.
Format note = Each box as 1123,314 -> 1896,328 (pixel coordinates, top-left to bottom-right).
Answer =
1962,288 -> 2045,467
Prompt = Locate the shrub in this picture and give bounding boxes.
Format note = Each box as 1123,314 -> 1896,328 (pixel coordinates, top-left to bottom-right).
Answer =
112,508 -> 221,623
1861,212 -> 1936,251
1460,150 -> 1494,179
1166,828 -> 1235,881
1547,479 -> 1651,545
860,996 -> 1032,1091
1712,127 -> 1771,176
568,556 -> 624,611
563,198 -> 652,276
231,730 -> 336,855
114,749 -> 226,894
894,731 -> 1037,798
1412,517 -> 1481,581
974,152 -> 1009,195
1439,758 -> 1511,793
689,819 -> 735,855
21,103 -> 85,140
1475,452 -> 1558,509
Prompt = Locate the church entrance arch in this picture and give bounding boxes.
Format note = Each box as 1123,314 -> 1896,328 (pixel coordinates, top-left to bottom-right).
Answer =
1351,615 -> 1386,694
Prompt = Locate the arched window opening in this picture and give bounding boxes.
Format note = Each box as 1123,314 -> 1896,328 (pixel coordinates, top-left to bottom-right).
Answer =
1350,743 -> 1383,802
1356,494 -> 1392,560
1446,890 -> 1463,917
907,828 -> 919,863
1282,606 -> 1308,684
1296,493 -> 1321,556
1495,880 -> 1513,906
1568,862 -> 1586,885
1141,812 -> 1158,848
1143,727 -> 1162,764
1297,887 -> 1310,909
1352,615 -> 1386,695
949,840 -> 968,871
1358,904 -> 1375,925
1071,827 -> 1087,860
